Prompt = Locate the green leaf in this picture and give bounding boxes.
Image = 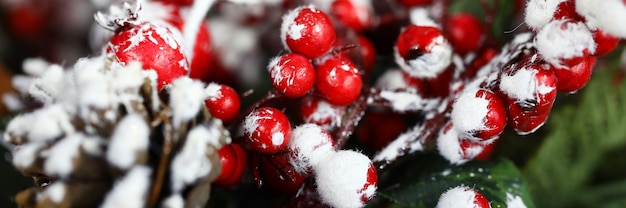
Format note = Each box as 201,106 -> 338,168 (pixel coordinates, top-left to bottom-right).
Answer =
378,155 -> 535,208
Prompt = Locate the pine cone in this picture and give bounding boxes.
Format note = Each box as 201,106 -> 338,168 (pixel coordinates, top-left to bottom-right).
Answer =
4,55 -> 230,208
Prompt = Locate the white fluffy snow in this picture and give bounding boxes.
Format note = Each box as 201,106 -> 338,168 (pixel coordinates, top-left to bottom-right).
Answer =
451,88 -> 489,134
280,5 -> 316,48
205,82 -> 223,101
315,150 -> 376,208
170,126 -> 219,192
499,66 -> 554,102
435,185 -> 483,208
286,124 -> 335,174
169,77 -> 208,128
41,182 -> 66,203
44,134 -> 83,177
506,193 -> 527,208
524,0 -> 566,30
107,114 -> 150,170
576,0 -> 626,38
535,20 -> 596,68
101,166 -> 152,208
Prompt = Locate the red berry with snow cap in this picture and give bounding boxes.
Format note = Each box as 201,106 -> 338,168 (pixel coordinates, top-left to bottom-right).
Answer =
213,143 -> 248,187
591,29 -> 620,57
436,185 -> 491,208
204,83 -> 241,123
499,63 -> 558,135
437,122 -> 490,164
395,25 -> 453,78
535,19 -> 595,68
446,12 -> 484,56
315,57 -> 363,106
281,5 -> 336,59
106,21 -> 189,91
331,0 -> 373,31
451,88 -> 507,140
286,124 -> 335,174
314,150 -> 377,208
553,0 -> 584,21
554,55 -> 596,93
268,53 -> 316,98
243,107 -> 292,154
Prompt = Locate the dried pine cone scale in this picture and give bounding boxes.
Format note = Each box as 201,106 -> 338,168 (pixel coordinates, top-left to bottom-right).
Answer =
4,56 -> 230,208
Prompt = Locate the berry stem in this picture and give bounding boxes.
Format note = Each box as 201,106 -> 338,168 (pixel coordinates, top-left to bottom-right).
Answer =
334,87 -> 370,149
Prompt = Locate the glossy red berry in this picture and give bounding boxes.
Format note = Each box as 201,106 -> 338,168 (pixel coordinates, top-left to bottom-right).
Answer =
553,0 -> 584,21
204,83 -> 241,123
315,57 -> 363,105
300,96 -> 344,131
554,55 -> 596,93
436,186 -> 491,208
171,19 -> 213,82
107,22 -> 189,91
213,143 -> 248,187
331,0 -> 373,31
395,0 -> 434,7
591,29 -> 620,57
446,12 -> 484,56
268,53 -> 316,98
395,25 -> 452,78
499,64 -> 558,135
243,107 -> 292,154
281,6 -> 336,59
451,89 -> 507,140
259,153 -> 307,194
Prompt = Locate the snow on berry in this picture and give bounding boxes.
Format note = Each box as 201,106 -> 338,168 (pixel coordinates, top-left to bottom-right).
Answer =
169,77 -> 208,128
286,124 -> 335,174
204,83 -> 241,122
243,107 -> 292,154
576,0 -> 626,38
451,88 -> 507,140
437,122 -> 488,164
100,166 -> 152,208
394,25 -> 453,78
591,29 -> 620,57
268,53 -> 316,98
499,64 -> 557,108
315,57 -> 363,106
106,114 -> 150,170
524,0 -> 566,30
435,185 -> 491,208
300,96 -> 344,131
330,0 -> 373,31
409,7 -> 438,28
280,5 -> 336,59
553,0 -> 584,21
535,19 -> 596,68
315,150 -> 377,208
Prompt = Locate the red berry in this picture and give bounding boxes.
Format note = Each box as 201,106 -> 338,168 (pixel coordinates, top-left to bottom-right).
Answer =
268,53 -> 316,98
553,0 -> 585,21
243,107 -> 292,154
300,96 -> 344,130
357,36 -> 377,73
213,143 -> 248,187
468,48 -> 498,78
436,186 -> 491,208
499,64 -> 558,135
459,139 -> 489,161
7,4 -> 47,40
356,110 -> 406,151
535,20 -> 594,68
204,83 -> 241,123
446,13 -> 484,56
177,20 -> 213,82
395,25 -> 452,78
281,6 -> 336,59
474,140 -> 497,161
107,22 -> 189,91
315,57 -> 363,105
331,0 -> 373,31
258,153 -> 307,194
591,29 -> 620,57
395,0 -> 434,7
154,0 -> 193,6
554,55 -> 596,93
451,89 -> 507,140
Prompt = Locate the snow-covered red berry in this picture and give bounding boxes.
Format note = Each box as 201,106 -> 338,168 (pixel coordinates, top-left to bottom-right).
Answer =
437,122 -> 489,164
268,53 -> 316,98
286,124 -> 335,174
591,29 -> 620,57
395,0 -> 434,7
331,0 -> 373,31
451,88 -> 507,140
575,0 -> 626,39
300,96 -> 344,131
499,64 -> 558,135
524,0 -> 563,30
553,0 -> 584,21
446,12 -> 484,56
315,57 -> 363,106
554,55 -> 596,93
106,22 -> 189,91
394,25 -> 453,78
213,143 -> 248,187
204,83 -> 241,123
259,153 -> 307,194
243,107 -> 292,154
281,5 -> 336,59
435,185 -> 491,208
315,150 -> 377,208
535,19 -> 595,68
